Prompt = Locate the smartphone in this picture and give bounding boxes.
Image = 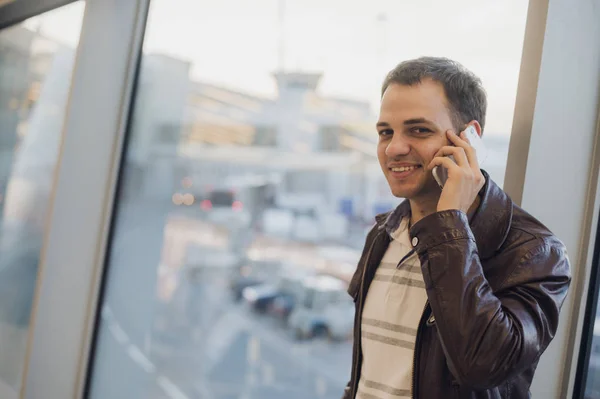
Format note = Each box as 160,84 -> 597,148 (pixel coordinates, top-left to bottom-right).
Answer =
432,125 -> 487,188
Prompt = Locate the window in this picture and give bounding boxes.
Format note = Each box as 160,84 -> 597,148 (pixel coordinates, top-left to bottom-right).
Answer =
575,217 -> 600,399
88,1 -> 528,398
0,2 -> 84,395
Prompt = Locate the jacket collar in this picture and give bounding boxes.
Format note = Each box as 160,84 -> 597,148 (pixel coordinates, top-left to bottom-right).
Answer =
375,170 -> 513,260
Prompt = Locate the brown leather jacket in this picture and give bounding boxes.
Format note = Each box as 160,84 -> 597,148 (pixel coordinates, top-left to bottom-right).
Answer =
343,173 -> 571,398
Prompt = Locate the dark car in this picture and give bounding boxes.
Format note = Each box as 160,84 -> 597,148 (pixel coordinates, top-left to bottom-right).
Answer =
229,275 -> 264,302
242,284 -> 283,313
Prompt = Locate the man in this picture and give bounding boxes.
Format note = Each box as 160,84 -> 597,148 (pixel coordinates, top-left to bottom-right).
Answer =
342,57 -> 571,398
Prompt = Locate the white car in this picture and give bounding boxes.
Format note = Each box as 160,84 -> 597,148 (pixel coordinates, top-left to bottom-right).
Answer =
288,275 -> 354,340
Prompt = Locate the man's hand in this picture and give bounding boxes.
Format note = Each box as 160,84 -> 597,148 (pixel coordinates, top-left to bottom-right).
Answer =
428,129 -> 485,213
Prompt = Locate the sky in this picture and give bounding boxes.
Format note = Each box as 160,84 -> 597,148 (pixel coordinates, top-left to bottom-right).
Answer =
22,0 -> 529,136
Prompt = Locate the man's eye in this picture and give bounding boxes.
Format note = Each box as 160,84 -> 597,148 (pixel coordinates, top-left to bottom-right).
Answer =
378,129 -> 393,137
411,127 -> 432,134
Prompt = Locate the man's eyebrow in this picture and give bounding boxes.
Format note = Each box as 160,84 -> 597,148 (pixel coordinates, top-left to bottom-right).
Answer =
403,117 -> 434,125
376,118 -> 438,129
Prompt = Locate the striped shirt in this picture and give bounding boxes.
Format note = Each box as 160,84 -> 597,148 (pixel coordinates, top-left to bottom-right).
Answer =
357,217 -> 427,399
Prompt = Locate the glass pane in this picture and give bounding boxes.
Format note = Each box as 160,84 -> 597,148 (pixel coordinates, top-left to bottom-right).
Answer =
583,301 -> 600,398
0,1 -> 84,395
89,1 -> 528,398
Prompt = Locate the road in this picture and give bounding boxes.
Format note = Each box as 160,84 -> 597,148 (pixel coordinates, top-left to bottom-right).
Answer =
88,199 -> 353,399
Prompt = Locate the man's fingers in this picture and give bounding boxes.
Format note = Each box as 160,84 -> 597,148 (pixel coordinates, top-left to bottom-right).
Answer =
428,155 -> 460,171
447,130 -> 479,170
433,145 -> 468,167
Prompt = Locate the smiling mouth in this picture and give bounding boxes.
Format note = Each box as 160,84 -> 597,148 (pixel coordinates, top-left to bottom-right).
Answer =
390,165 -> 421,173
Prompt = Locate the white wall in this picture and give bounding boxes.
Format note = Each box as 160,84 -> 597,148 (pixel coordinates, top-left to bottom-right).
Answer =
505,0 -> 600,397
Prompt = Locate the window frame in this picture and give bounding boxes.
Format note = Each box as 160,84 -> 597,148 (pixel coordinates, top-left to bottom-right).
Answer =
0,0 -> 152,398
0,0 -> 77,30
573,215 -> 600,397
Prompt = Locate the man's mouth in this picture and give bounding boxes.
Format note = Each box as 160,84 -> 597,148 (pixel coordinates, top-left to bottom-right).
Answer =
390,165 -> 420,173
388,165 -> 422,178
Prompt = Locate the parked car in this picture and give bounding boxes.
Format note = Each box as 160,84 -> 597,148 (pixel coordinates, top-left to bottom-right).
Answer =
230,274 -> 265,302
242,283 -> 282,313
266,269 -> 311,321
242,266 -> 311,313
228,260 -> 281,301
288,275 -> 354,341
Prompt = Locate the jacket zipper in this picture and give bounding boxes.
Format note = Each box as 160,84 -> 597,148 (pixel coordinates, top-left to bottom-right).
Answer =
351,229 -> 383,398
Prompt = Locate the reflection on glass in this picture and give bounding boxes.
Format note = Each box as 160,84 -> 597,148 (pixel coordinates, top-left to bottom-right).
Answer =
89,1 -> 527,398
0,2 -> 84,395
584,306 -> 600,398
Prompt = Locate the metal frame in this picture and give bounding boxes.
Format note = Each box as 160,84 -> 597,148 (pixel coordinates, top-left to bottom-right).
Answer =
0,0 -> 77,30
80,5 -> 150,397
503,0 -> 549,204
19,0 -> 151,398
568,100 -> 600,398
573,213 -> 600,397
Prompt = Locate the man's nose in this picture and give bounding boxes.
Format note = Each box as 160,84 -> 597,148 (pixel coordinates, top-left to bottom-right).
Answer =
385,133 -> 411,158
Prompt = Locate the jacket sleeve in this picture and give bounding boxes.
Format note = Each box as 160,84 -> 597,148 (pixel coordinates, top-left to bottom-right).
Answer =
410,210 -> 571,390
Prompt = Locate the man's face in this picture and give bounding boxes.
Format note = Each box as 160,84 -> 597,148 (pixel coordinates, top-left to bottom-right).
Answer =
377,79 -> 456,200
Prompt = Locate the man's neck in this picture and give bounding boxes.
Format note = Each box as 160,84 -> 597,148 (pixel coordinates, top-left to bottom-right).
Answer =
409,196 -> 438,227
409,195 -> 481,227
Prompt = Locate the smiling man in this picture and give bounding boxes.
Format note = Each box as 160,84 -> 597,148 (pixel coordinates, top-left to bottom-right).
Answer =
342,57 -> 571,399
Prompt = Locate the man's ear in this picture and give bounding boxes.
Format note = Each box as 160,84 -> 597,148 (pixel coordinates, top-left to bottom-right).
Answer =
467,120 -> 483,137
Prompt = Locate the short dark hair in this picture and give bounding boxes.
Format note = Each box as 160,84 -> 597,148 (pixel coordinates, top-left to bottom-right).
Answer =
382,57 -> 487,133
